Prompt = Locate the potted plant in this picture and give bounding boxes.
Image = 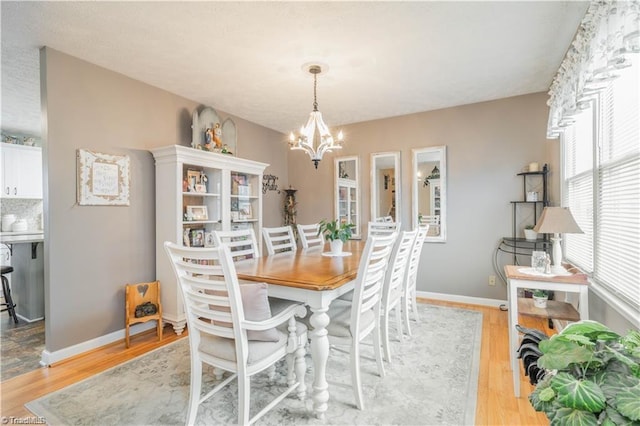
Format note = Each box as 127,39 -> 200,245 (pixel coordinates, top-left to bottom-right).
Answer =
318,219 -> 354,254
532,289 -> 549,308
524,225 -> 538,241
529,320 -> 640,425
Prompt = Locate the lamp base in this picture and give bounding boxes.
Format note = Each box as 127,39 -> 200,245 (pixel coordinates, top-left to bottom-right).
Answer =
551,264 -> 568,275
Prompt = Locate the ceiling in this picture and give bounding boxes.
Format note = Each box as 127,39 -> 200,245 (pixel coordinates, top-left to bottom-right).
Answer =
1,1 -> 589,138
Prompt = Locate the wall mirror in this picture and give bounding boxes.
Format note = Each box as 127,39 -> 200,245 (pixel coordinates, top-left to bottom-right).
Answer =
412,146 -> 447,242
335,156 -> 361,239
371,152 -> 400,223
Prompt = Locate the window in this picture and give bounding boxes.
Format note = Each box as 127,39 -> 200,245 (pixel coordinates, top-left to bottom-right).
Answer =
562,55 -> 640,316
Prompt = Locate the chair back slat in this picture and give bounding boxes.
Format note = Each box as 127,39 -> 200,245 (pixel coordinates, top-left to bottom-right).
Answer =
263,226 -> 297,255
213,229 -> 260,262
297,223 -> 323,249
368,221 -> 401,237
374,216 -> 394,223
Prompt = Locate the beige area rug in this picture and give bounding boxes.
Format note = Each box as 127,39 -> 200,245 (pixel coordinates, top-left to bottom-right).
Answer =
26,304 -> 482,425
1,319 -> 45,381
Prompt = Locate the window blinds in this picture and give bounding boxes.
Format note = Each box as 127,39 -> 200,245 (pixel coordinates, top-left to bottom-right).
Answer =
563,55 -> 640,312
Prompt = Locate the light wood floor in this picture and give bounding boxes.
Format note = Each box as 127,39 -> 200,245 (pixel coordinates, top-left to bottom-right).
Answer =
0,299 -> 551,425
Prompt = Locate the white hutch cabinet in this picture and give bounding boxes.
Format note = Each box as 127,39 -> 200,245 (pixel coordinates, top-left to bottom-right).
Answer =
151,145 -> 268,334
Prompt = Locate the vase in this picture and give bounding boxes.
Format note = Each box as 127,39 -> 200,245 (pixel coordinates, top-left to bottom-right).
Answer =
533,295 -> 548,309
330,239 -> 343,254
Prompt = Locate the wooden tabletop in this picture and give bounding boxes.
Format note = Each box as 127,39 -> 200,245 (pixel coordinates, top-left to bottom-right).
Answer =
235,240 -> 366,291
504,264 -> 588,285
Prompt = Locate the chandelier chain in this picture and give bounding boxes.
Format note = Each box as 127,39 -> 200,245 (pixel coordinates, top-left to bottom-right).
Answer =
313,73 -> 318,112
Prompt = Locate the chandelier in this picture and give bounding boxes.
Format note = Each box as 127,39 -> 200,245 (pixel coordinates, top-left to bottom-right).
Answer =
288,65 -> 344,168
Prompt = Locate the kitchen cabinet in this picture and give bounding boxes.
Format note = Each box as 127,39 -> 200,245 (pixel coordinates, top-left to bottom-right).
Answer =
151,145 -> 267,334
0,144 -> 43,199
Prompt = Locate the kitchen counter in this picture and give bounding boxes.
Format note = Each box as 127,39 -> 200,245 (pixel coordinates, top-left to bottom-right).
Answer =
1,230 -> 44,244
0,230 -> 45,322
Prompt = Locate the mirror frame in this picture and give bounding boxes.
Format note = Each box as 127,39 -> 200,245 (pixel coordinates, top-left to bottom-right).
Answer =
412,146 -> 447,243
370,152 -> 401,224
334,155 -> 361,239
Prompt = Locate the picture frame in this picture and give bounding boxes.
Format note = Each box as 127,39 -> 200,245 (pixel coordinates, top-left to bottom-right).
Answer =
186,170 -> 201,192
204,231 -> 215,247
183,228 -> 191,247
186,205 -> 208,221
190,229 -> 205,247
77,149 -> 130,206
238,185 -> 251,196
238,202 -> 252,220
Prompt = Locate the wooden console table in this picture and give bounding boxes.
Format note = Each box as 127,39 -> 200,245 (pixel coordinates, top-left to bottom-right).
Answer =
504,264 -> 589,397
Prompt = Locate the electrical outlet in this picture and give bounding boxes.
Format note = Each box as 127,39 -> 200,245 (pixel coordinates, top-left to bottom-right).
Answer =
488,275 -> 496,286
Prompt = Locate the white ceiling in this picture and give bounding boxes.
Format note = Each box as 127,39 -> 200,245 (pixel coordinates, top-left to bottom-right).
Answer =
1,1 -> 589,138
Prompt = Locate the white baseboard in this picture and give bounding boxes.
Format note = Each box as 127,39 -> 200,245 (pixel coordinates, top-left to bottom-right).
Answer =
417,291 -> 506,308
17,313 -> 45,323
40,321 -> 159,367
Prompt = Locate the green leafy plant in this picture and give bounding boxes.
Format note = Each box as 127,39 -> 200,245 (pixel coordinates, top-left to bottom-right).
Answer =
318,219 -> 354,243
532,289 -> 549,298
525,224 -> 536,230
529,320 -> 640,425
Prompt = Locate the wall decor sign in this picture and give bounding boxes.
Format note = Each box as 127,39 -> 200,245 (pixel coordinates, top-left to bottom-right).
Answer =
77,149 -> 130,206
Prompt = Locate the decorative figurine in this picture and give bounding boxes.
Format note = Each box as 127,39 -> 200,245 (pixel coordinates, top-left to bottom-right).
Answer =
213,123 -> 223,148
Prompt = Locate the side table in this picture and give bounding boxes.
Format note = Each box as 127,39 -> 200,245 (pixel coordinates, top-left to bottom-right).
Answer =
504,264 -> 589,397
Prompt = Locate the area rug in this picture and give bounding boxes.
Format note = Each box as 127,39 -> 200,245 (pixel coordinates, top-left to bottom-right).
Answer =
26,304 -> 482,425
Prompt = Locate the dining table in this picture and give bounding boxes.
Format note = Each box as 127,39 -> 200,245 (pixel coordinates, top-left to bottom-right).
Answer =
233,239 -> 365,419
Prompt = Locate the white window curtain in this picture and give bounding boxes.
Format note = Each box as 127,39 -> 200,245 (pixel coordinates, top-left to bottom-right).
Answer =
547,0 -> 639,138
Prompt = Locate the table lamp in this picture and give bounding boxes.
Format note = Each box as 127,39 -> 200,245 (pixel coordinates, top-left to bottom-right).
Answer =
533,207 -> 583,273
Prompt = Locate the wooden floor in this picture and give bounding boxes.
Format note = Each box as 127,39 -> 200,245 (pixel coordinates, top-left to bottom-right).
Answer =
0,299 -> 551,425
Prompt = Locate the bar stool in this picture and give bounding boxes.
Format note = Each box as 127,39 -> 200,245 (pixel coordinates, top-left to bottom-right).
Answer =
1,266 -> 19,324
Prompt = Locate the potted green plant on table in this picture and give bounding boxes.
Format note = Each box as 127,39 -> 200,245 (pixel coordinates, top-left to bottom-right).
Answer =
318,219 -> 354,254
524,225 -> 538,241
532,289 -> 549,308
530,320 -> 640,425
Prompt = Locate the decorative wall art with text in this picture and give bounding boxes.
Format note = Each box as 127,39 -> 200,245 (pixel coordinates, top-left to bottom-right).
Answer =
77,149 -> 131,206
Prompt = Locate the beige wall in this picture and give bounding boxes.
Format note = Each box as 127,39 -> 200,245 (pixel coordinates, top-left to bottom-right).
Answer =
41,48 -> 633,354
41,48 -> 286,351
289,92 -> 556,300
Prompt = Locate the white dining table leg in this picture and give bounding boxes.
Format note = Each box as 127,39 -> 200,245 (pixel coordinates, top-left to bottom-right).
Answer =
309,304 -> 330,419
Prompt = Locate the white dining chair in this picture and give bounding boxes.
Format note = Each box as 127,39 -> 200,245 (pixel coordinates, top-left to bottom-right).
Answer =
419,215 -> 440,236
164,242 -> 308,426
380,229 -> 417,363
368,220 -> 400,237
401,225 -> 429,337
296,223 -> 323,250
212,228 -> 260,261
374,216 -> 393,223
262,226 -> 297,255
325,232 -> 397,410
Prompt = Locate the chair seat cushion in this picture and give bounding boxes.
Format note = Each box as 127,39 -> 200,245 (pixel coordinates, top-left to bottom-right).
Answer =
326,299 -> 375,338
207,282 -> 280,342
199,330 -> 287,364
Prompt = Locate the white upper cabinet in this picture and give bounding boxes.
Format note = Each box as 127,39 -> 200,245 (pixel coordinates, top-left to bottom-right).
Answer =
0,144 -> 43,199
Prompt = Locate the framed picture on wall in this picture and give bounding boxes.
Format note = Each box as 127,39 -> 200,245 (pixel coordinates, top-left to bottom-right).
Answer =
76,149 -> 130,206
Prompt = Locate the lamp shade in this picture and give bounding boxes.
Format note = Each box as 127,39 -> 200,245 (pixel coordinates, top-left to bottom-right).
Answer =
533,207 -> 583,234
